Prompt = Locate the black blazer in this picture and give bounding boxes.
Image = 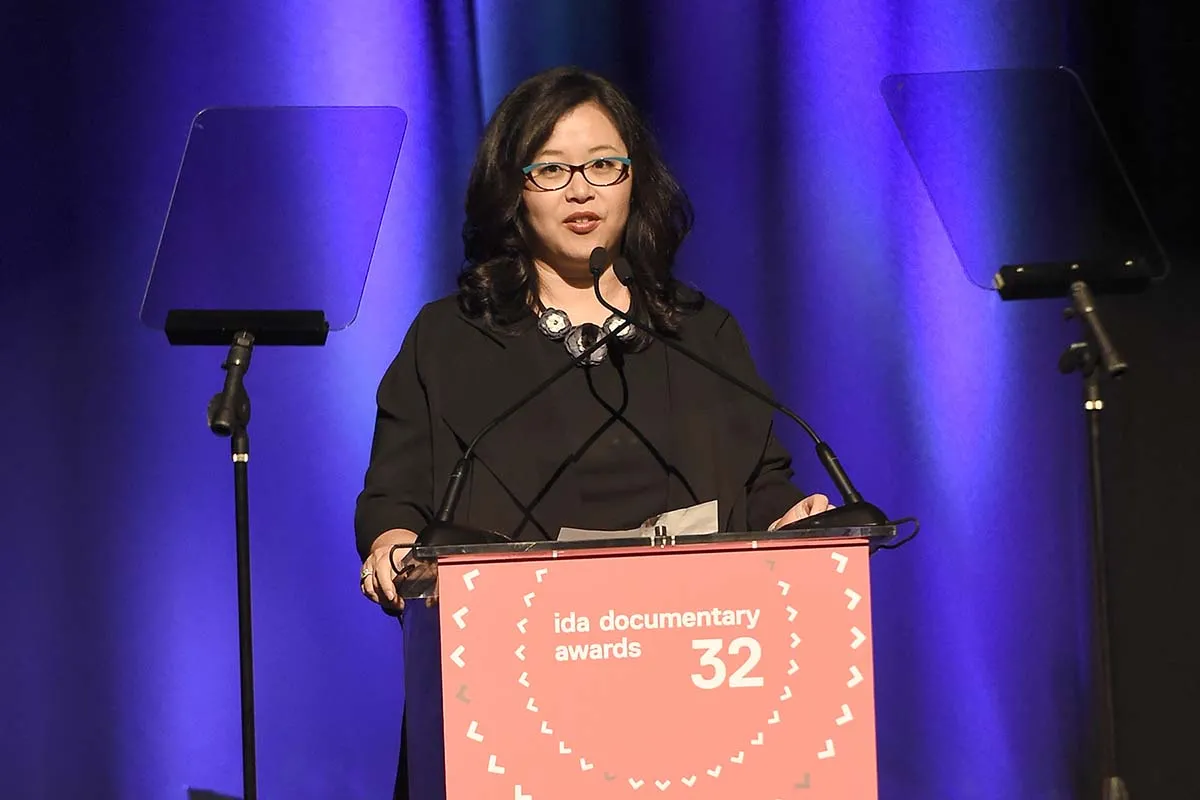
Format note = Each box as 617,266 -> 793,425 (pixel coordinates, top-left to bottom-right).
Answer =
354,293 -> 805,558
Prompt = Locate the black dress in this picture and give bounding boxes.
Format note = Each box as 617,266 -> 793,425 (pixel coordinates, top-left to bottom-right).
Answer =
537,332 -> 685,531
355,294 -> 804,557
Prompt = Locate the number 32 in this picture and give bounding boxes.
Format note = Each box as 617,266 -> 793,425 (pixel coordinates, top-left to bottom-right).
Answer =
691,637 -> 764,689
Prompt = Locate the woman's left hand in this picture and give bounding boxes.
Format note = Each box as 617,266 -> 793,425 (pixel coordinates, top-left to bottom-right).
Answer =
768,493 -> 833,531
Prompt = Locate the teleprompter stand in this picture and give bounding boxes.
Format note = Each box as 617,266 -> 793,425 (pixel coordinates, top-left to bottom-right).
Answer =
1058,284 -> 1129,800
188,310 -> 329,800
141,106 -> 408,799
882,66 -> 1172,800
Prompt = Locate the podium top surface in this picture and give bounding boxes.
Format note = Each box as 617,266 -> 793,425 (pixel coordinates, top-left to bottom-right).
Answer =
410,525 -> 896,561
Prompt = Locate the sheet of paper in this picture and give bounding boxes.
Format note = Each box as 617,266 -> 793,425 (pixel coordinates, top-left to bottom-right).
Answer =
557,499 -> 719,542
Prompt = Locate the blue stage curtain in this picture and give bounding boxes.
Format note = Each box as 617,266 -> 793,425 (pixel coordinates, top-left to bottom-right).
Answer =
0,1 -> 1093,797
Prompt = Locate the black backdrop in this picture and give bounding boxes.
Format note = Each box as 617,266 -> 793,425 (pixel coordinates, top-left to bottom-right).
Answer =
1074,1 -> 1200,796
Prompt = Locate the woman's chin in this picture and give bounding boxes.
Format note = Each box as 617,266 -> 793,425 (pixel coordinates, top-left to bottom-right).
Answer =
561,236 -> 617,264
540,247 -> 595,271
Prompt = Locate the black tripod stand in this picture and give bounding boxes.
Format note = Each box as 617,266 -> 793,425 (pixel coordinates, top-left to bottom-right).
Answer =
1058,281 -> 1129,800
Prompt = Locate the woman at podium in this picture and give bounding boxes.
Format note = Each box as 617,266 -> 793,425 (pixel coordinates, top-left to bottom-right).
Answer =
354,66 -> 831,799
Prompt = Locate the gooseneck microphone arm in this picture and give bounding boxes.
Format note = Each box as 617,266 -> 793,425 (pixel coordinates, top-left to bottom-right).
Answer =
588,247 -> 884,526
432,305 -> 629,528
396,271 -> 630,604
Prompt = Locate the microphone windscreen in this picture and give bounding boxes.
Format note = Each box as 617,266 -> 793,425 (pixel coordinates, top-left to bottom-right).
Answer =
588,246 -> 610,277
613,258 -> 635,286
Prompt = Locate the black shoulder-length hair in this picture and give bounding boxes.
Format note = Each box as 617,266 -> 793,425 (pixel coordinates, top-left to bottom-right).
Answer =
458,66 -> 701,337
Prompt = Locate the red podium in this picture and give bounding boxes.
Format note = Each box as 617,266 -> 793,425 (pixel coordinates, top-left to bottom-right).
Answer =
401,526 -> 894,800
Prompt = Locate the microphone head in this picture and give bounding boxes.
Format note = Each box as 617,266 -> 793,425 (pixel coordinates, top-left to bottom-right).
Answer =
613,257 -> 635,287
588,246 -> 610,278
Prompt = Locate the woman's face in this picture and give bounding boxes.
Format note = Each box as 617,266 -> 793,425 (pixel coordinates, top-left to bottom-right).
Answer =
521,101 -> 632,273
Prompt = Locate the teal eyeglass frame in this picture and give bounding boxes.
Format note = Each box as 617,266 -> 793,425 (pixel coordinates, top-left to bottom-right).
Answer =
521,156 -> 632,190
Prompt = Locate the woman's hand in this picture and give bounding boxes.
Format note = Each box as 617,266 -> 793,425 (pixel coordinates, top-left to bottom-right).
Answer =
768,494 -> 834,532
360,528 -> 418,612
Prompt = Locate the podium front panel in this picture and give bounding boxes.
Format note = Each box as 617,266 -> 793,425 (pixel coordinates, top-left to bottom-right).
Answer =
436,538 -> 878,799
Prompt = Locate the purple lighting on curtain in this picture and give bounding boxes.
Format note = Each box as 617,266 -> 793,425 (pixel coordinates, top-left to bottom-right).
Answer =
578,4 -> 1090,792
783,1 -> 1090,797
883,73 -> 1020,798
102,2 -> 454,798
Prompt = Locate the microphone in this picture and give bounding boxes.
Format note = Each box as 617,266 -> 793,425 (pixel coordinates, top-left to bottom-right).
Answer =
1069,280 -> 1127,378
587,246 -> 887,530
418,280 -> 632,548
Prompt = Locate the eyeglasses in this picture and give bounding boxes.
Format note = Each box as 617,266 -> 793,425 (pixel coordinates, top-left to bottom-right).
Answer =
521,156 -> 632,191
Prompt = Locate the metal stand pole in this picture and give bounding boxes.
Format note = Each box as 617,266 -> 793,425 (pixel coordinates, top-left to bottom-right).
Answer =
208,332 -> 258,800
1060,281 -> 1129,800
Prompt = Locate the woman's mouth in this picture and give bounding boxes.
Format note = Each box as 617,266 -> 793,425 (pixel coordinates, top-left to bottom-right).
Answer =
563,213 -> 601,234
